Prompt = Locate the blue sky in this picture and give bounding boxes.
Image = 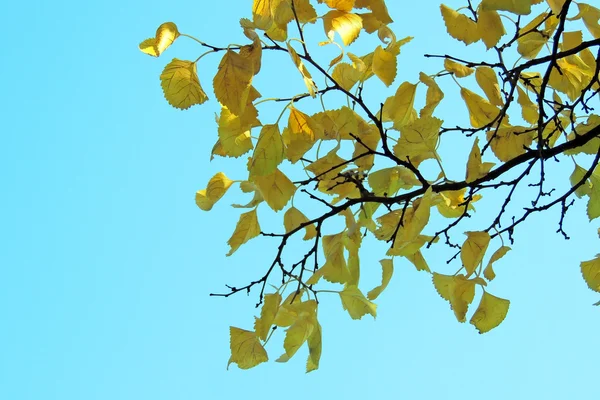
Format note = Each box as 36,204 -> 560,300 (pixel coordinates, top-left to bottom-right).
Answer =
1,0 -> 599,399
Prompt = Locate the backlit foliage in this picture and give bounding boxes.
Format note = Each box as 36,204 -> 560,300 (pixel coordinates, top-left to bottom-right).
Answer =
140,0 -> 600,371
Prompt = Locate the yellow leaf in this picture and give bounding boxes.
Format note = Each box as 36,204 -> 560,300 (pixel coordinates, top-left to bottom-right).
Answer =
353,120 -> 380,171
239,37 -> 263,76
461,231 -> 491,276
517,12 -> 557,59
250,124 -> 284,177
516,86 -> 538,124
217,106 -> 254,158
419,73 -> 444,117
587,169 -> 600,221
339,285 -> 377,319
254,293 -> 282,341
252,168 -> 296,212
309,232 -> 349,284
437,189 -> 482,218
565,115 -> 600,156
405,250 -> 431,272
475,67 -> 503,106
367,259 -> 394,300
466,137 -> 495,183
372,45 -> 397,86
359,12 -> 383,33
461,88 -> 501,128
477,9 -> 505,49
323,10 -> 363,45
277,316 -> 314,362
213,50 -> 254,116
332,62 -> 362,91
139,22 -> 179,57
283,106 -> 316,162
444,59 -> 474,78
324,0 -> 355,12
283,207 -> 317,240
570,163 -> 592,198
368,166 -> 419,196
581,255 -> 600,292
159,59 -> 208,110
355,0 -> 393,24
400,187 -> 434,243
383,81 -> 417,127
227,210 -> 261,256
577,4 -> 600,39
481,0 -> 534,14
252,0 -> 274,30
228,327 -> 268,369
306,147 -> 346,180
294,0 -> 318,23
195,172 -> 234,211
486,126 -> 534,162
470,292 -> 510,333
440,4 -> 480,45
306,320 -> 322,373
432,273 -> 476,322
394,116 -> 443,162
484,246 -> 511,281
286,43 -> 318,97
312,106 -> 362,140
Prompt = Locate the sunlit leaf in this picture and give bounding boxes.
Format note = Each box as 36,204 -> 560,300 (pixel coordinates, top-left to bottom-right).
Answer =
139,22 -> 179,57
339,285 -> 377,319
228,327 -> 268,369
227,209 -> 261,256
470,292 -> 510,333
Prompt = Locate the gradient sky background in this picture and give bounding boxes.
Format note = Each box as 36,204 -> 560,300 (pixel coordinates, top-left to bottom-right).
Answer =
2,0 -> 599,399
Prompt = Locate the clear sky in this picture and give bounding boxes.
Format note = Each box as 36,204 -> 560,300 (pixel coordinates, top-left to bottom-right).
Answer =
1,0 -> 599,399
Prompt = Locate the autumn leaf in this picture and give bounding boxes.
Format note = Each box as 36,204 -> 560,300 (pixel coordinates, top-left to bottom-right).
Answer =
372,45 -> 397,86
339,285 -> 377,319
484,246 -> 511,281
217,106 -> 254,158
254,293 -> 282,341
475,67 -> 503,106
383,81 -> 417,128
486,126 -> 535,162
470,292 -> 510,333
283,207 -> 317,240
433,273 -> 476,322
249,124 -> 284,177
306,319 -> 322,373
466,137 -> 495,183
196,172 -> 234,211
461,87 -> 500,128
228,327 -> 268,369
461,231 -> 491,276
367,259 -> 394,300
160,59 -> 208,110
323,10 -> 363,45
277,316 -> 314,361
227,209 -> 261,256
283,106 -> 317,162
444,59 -> 474,77
213,50 -> 254,116
287,43 -> 318,97
419,73 -> 444,117
480,0 -> 534,15
440,4 -> 480,45
581,255 -> 600,292
516,86 -> 538,124
569,163 -> 592,198
139,22 -> 179,57
252,168 -> 296,212
477,9 -> 505,49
